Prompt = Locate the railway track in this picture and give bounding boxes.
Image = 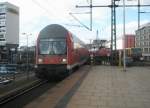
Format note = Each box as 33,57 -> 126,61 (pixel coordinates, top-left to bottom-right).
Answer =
0,79 -> 48,105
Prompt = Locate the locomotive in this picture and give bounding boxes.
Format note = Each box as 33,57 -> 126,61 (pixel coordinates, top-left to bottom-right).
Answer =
35,24 -> 89,79
90,48 -> 110,65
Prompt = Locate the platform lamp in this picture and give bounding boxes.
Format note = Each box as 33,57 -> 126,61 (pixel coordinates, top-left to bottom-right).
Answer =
22,33 -> 32,79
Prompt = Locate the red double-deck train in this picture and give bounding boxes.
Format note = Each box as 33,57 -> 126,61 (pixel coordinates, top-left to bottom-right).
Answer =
35,24 -> 89,79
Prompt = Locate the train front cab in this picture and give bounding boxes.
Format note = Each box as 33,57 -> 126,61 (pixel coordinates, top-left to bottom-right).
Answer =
35,37 -> 68,79
35,24 -> 89,80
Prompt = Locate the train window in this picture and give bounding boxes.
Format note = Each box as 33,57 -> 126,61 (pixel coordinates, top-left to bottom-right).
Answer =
72,35 -> 85,49
39,39 -> 66,55
39,41 -> 51,54
53,41 -> 66,55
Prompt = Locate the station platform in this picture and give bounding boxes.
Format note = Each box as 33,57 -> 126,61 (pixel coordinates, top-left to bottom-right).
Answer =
25,65 -> 150,108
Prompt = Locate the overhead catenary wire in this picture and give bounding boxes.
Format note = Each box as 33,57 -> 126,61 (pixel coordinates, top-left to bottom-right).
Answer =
32,0 -> 57,18
69,13 -> 91,30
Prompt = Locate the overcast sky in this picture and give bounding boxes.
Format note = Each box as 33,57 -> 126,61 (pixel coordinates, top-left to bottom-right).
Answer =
1,0 -> 150,48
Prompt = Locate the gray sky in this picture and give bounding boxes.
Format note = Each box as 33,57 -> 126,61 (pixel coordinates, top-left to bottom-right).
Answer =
2,0 -> 150,49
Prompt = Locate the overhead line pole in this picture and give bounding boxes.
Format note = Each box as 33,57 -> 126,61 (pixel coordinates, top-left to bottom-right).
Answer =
111,0 -> 118,64
138,0 -> 140,29
90,0 -> 92,31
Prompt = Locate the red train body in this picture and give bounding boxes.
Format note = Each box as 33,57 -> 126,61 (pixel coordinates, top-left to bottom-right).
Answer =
91,48 -> 110,65
35,24 -> 89,79
95,48 -> 111,57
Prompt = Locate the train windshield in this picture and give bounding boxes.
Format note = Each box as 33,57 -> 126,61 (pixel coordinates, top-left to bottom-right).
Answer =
39,39 -> 66,55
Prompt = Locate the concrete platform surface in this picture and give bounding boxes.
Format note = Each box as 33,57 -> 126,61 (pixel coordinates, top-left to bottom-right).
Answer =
25,66 -> 150,108
25,66 -> 90,108
66,66 -> 150,108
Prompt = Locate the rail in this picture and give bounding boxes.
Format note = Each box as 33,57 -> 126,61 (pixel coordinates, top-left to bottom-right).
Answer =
0,79 -> 48,105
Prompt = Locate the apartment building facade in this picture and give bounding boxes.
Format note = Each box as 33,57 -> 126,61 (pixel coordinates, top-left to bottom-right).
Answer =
0,2 -> 19,46
0,2 -> 19,63
135,23 -> 150,61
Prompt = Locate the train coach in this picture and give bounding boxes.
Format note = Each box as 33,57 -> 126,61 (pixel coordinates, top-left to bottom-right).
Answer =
125,47 -> 143,61
34,24 -> 90,79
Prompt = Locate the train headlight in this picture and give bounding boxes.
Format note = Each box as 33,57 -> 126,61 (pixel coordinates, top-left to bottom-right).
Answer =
62,58 -> 67,63
38,58 -> 43,63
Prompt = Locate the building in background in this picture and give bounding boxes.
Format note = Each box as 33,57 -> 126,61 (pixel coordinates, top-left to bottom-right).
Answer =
123,34 -> 135,48
135,22 -> 150,61
0,2 -> 19,63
